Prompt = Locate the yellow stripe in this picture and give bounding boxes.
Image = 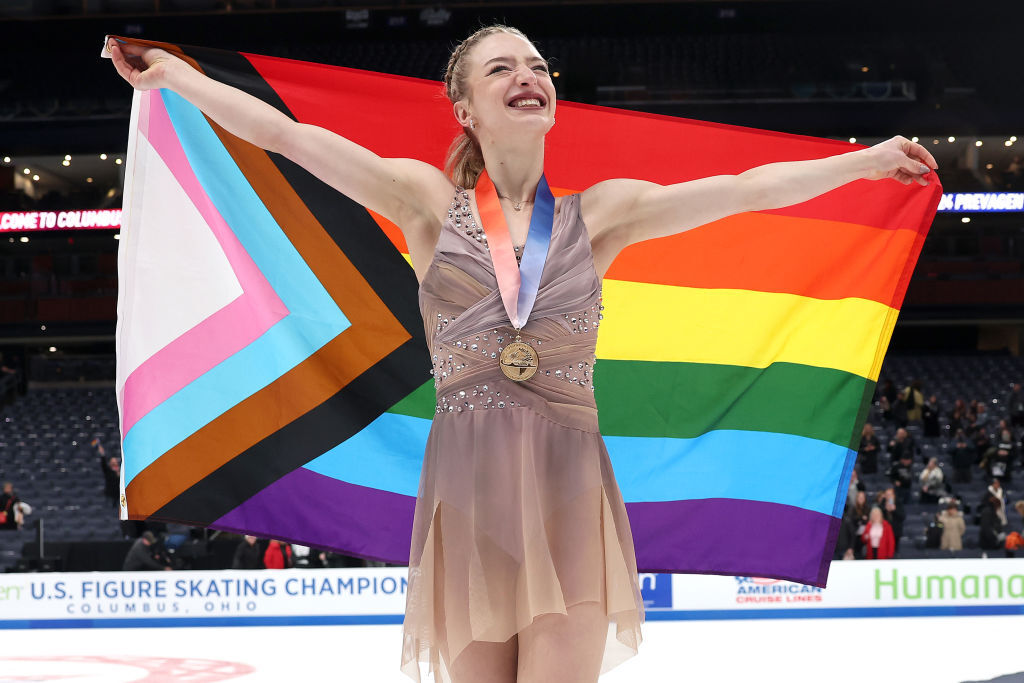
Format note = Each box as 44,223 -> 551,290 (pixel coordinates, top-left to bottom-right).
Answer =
596,280 -> 897,381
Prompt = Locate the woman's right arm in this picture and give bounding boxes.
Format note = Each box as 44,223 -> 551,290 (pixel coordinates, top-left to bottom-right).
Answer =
107,39 -> 450,245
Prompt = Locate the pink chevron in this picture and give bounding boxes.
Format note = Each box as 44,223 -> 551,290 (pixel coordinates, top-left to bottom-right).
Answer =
121,89 -> 289,435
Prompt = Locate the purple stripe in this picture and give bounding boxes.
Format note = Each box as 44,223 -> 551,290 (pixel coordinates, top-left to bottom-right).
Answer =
212,468 -> 414,565
627,498 -> 840,587
213,474 -> 838,586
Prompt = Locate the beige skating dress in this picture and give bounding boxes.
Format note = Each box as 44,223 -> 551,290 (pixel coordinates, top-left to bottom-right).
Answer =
401,185 -> 645,681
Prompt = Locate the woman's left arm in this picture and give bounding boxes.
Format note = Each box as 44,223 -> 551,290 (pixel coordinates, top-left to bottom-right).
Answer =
583,135 -> 939,253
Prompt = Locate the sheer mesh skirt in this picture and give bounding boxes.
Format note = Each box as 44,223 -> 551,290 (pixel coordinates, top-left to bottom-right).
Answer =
400,407 -> 645,681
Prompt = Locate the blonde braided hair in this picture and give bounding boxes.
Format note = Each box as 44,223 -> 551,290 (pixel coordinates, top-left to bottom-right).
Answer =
442,24 -> 533,188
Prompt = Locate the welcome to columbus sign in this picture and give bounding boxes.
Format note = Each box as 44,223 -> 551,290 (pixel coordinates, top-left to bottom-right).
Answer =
0,560 -> 1021,629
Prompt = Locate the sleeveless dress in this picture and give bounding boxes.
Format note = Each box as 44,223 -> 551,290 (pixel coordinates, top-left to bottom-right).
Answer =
400,185 -> 645,681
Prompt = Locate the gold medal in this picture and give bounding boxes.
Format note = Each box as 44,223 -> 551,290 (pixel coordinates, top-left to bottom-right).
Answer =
499,332 -> 539,382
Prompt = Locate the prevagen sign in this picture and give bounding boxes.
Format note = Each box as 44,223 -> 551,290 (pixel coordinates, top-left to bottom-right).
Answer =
0,209 -> 122,231
937,192 -> 1024,212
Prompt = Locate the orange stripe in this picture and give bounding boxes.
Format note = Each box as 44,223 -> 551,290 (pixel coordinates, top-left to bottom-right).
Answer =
605,212 -> 918,306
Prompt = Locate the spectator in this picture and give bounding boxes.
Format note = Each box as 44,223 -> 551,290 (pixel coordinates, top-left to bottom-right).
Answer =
950,429 -> 974,483
988,479 -> 1008,526
878,487 -> 905,552
834,508 -> 859,561
879,378 -> 898,405
1008,383 -> 1024,429
975,403 -> 990,432
263,539 -> 293,569
948,399 -> 967,436
887,452 -> 914,504
232,535 -> 263,569
101,456 -> 121,507
919,457 -> 945,504
901,381 -> 924,422
985,429 -> 1015,483
848,490 -> 870,557
860,507 -> 896,559
857,423 -> 881,474
921,394 -> 941,437
979,493 -> 1007,552
888,428 -> 917,464
973,427 -> 993,464
0,482 -> 21,530
848,468 -> 866,506
292,544 -> 321,568
123,531 -> 173,571
938,503 -> 966,551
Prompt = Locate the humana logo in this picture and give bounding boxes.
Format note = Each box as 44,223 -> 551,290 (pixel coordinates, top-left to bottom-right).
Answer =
874,568 -> 1024,601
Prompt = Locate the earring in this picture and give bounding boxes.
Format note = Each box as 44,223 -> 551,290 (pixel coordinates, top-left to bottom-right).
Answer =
469,119 -> 475,130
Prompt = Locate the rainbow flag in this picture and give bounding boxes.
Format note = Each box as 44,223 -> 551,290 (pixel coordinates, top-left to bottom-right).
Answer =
107,37 -> 940,587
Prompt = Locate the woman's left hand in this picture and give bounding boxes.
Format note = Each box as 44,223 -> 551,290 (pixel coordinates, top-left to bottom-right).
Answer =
863,135 -> 939,186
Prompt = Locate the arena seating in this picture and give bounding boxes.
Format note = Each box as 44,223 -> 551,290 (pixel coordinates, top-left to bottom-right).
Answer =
1,352 -> 1022,571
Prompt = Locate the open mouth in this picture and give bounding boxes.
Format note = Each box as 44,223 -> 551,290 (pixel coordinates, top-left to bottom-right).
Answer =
507,96 -> 546,109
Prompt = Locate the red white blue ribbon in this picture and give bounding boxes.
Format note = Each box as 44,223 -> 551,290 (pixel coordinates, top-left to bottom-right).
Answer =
475,170 -> 555,329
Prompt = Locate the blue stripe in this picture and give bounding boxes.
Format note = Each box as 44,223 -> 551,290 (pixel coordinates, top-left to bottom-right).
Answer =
122,88 -> 350,485
302,413 -> 850,517
303,412 -> 432,495
2,604 -> 1022,629
606,430 -> 851,516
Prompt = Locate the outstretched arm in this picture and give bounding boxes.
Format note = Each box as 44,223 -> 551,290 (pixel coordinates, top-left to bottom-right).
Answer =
105,38 -> 451,263
582,136 -> 938,264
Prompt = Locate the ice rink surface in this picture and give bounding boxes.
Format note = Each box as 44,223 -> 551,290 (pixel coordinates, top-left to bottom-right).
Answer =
2,614 -> 1022,682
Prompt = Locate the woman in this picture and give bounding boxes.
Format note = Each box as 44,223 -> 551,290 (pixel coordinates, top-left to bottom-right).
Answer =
979,493 -> 1007,552
107,25 -> 936,683
857,422 -> 881,474
938,503 -> 965,551
860,506 -> 896,560
919,457 -> 945,504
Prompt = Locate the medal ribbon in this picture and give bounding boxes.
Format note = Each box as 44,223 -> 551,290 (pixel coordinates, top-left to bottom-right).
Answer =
475,169 -> 555,329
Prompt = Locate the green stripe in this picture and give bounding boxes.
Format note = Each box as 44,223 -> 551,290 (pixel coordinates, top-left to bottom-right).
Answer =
385,361 -> 875,451
387,379 -> 436,419
594,360 -> 874,450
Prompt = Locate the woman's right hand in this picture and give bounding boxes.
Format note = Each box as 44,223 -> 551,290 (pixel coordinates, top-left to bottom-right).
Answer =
107,38 -> 182,91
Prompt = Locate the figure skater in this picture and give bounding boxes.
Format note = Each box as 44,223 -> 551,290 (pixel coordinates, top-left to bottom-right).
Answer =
107,24 -> 936,682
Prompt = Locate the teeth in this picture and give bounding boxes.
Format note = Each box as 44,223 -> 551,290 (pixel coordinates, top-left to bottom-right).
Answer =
511,98 -> 542,108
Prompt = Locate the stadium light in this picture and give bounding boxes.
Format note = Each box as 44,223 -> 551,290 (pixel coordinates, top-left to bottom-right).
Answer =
961,217 -> 971,223
22,168 -> 29,174
975,140 -> 983,146
100,153 -> 107,160
911,137 -> 919,143
2,156 -> 9,163
61,160 -> 70,167
948,136 -> 955,143
849,137 -> 857,143
19,236 -> 28,243
64,154 -> 71,161
32,174 -> 39,181
115,158 -> 123,165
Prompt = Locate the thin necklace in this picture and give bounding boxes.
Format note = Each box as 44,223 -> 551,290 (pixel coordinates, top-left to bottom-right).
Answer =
493,188 -> 534,212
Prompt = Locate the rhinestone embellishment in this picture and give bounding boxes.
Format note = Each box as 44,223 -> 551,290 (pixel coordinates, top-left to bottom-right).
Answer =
453,185 -> 524,264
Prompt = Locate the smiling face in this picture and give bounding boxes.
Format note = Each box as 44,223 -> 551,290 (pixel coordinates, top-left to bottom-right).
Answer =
453,31 -> 556,142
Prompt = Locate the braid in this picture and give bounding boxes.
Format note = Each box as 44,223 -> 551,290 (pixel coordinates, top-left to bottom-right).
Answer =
442,24 -> 532,188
